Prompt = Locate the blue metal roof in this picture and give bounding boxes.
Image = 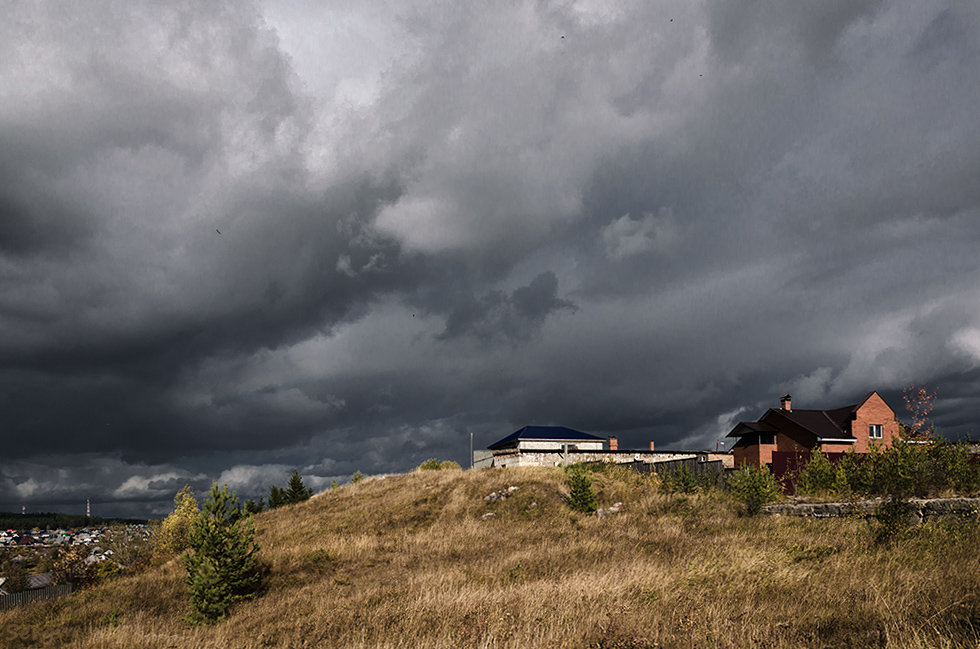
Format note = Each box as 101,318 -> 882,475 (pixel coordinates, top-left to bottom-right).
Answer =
488,425 -> 604,450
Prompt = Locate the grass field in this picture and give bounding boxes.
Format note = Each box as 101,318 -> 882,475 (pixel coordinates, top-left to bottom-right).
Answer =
2,465 -> 979,648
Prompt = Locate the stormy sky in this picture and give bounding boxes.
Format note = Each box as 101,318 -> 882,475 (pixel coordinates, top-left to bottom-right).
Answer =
2,1 -> 980,518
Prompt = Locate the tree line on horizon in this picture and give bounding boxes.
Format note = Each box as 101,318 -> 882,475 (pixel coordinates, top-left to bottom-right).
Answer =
241,469 -> 314,514
0,512 -> 147,531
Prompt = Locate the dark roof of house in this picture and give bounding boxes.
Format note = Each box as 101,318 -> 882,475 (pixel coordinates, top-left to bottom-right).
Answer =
28,573 -> 55,589
488,425 -> 605,450
727,392 -> 881,441
771,406 -> 857,439
729,421 -> 779,436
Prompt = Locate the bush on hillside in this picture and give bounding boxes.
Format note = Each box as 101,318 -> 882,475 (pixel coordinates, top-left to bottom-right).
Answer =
156,486 -> 199,557
565,464 -> 598,514
183,483 -> 261,624
727,464 -> 781,515
659,464 -> 700,494
418,458 -> 463,471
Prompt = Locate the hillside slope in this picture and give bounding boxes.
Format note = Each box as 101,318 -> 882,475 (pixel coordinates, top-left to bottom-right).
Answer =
2,466 -> 979,648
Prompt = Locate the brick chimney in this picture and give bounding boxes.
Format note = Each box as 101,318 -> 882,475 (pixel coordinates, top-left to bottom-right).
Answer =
608,436 -> 618,451
780,394 -> 792,411
649,441 -> 655,451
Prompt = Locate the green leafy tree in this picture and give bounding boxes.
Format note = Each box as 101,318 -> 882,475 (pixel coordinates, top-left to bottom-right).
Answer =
727,464 -> 781,515
156,486 -> 199,557
566,464 -> 598,514
183,483 -> 261,624
418,458 -> 442,471
285,469 -> 314,504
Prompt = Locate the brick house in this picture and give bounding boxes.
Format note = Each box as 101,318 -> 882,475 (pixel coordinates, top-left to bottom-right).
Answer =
727,392 -> 900,468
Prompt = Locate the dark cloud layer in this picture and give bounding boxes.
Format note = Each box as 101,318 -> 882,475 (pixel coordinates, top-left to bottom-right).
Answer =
2,1 -> 979,517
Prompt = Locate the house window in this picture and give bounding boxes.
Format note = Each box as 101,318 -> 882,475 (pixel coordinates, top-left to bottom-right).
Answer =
869,424 -> 883,439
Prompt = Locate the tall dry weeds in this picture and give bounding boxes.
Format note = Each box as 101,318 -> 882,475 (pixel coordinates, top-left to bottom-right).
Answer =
3,466 -> 978,648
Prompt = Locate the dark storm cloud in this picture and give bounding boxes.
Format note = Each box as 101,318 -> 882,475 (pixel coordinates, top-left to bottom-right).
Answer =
438,272 -> 576,341
3,1 -> 980,517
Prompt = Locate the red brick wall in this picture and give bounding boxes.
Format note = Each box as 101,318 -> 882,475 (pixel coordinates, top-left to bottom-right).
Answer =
819,442 -> 853,453
734,442 -> 775,468
851,392 -> 899,452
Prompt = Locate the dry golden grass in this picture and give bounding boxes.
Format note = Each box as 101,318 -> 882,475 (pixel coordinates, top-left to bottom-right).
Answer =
3,466 -> 979,648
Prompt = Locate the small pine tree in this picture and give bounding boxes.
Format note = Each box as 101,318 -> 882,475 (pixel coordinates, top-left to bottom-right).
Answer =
727,464 -> 781,515
285,469 -> 314,504
183,483 -> 261,624
796,451 -> 835,496
566,465 -> 597,514
351,471 -> 365,484
268,485 -> 286,509
830,463 -> 852,498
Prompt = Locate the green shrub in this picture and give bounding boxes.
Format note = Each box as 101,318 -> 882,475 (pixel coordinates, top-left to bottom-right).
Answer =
418,458 -> 462,471
727,464 -> 781,515
831,462 -> 852,499
793,440 -> 980,499
927,440 -> 980,494
659,464 -> 698,495
565,464 -> 598,514
351,470 -> 365,484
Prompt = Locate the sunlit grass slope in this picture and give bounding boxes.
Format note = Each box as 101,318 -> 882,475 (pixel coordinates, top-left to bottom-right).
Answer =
3,466 -> 979,648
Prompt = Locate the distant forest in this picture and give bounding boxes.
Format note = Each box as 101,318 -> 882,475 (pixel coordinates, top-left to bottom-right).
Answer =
0,512 -> 148,531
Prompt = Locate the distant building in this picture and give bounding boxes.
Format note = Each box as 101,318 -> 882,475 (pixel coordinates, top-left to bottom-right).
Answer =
726,391 -> 900,469
489,425 -> 606,453
486,425 -> 732,469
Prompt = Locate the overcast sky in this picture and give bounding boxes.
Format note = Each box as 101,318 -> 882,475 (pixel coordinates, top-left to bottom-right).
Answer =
2,1 -> 979,518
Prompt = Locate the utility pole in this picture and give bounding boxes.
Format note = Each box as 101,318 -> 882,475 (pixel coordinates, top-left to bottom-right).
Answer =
469,432 -> 474,469
86,499 -> 91,518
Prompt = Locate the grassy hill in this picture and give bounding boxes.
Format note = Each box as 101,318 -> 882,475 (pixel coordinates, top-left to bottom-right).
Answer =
2,465 -> 979,648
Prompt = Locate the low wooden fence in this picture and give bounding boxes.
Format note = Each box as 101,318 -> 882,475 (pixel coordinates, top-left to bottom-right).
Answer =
0,583 -> 73,611
621,457 -> 729,487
